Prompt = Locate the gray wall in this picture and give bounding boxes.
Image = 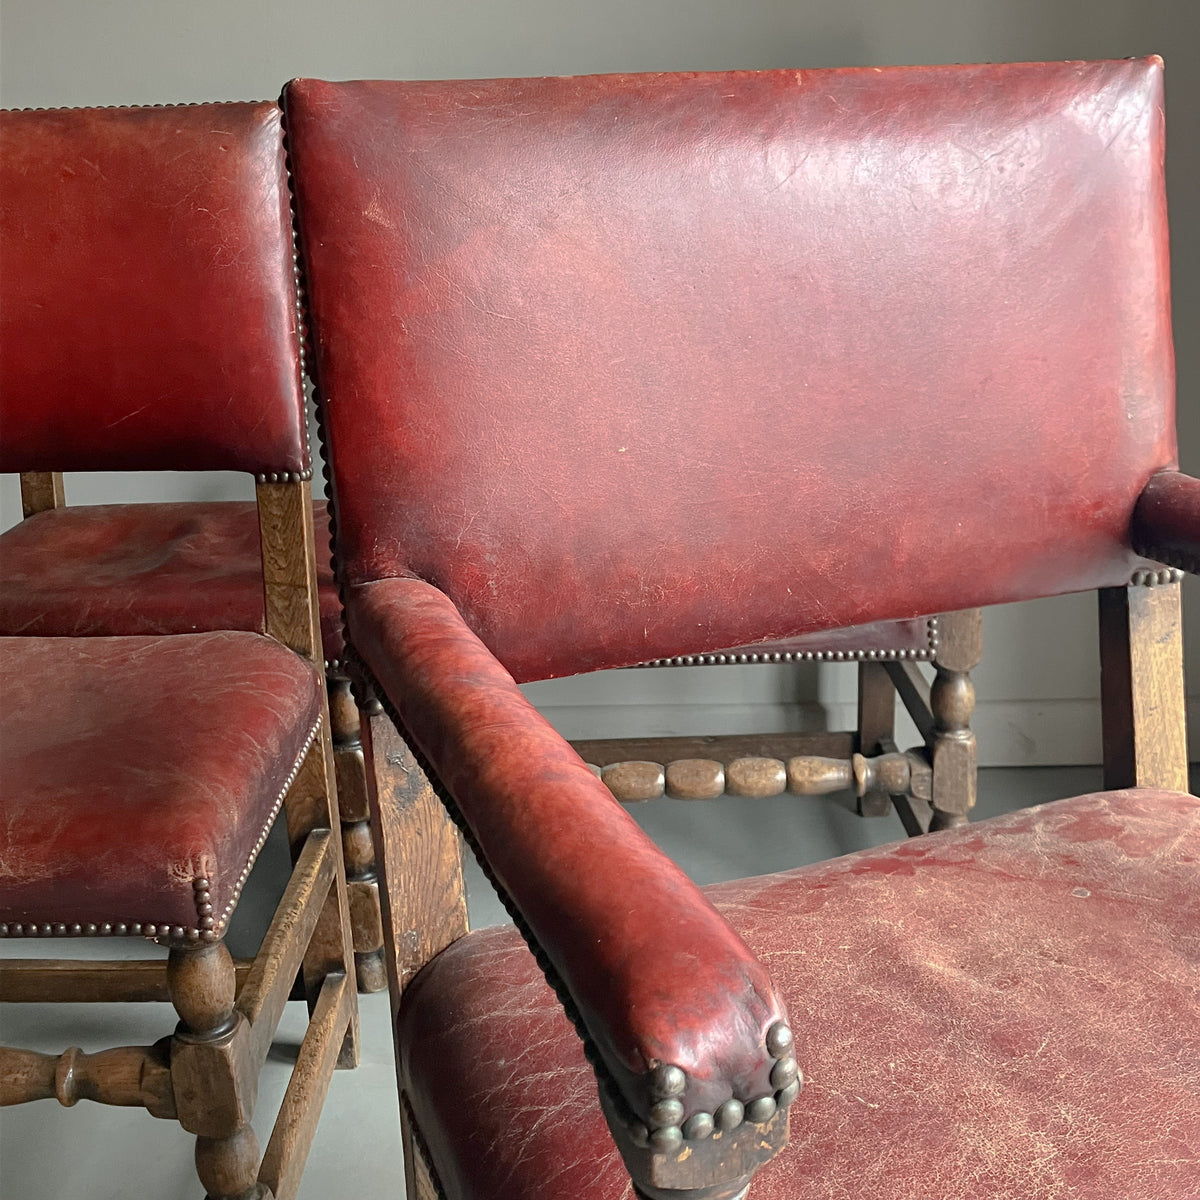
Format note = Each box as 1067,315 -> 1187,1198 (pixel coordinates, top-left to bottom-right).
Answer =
2,0 -> 1198,764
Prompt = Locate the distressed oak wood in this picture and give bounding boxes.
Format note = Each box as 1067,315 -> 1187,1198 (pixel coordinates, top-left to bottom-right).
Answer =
0,958 -> 257,1003
329,673 -> 388,993
257,479 -> 324,661
1099,580 -> 1188,791
573,730 -> 852,768
856,662 -> 897,815
602,1087 -> 788,1199
259,972 -> 352,1200
928,609 -> 982,827
19,470 -> 64,517
240,830 -> 334,1059
882,660 -> 936,745
362,713 -> 468,1013
0,1042 -> 175,1116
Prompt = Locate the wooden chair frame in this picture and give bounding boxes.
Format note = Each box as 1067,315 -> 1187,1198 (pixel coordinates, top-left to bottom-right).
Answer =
0,474 -> 359,1200
12,469 -> 389,996
575,609 -> 984,833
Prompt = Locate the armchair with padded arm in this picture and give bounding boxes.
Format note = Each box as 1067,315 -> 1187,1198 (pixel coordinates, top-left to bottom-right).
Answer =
285,60 -> 1199,1200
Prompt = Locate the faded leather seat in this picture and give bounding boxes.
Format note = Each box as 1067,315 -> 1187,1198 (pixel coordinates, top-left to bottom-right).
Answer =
0,633 -> 322,938
401,789 -> 1200,1200
0,500 -> 345,659
285,60 -> 1198,1200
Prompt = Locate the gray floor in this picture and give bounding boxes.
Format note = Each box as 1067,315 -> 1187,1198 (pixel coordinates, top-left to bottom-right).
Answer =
0,767 -> 1114,1199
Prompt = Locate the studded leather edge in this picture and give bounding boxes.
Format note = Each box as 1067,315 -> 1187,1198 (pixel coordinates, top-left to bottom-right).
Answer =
638,615 -> 940,667
1129,557 -> 1188,585
347,648 -> 800,1149
0,716 -> 322,944
615,1023 -> 802,1155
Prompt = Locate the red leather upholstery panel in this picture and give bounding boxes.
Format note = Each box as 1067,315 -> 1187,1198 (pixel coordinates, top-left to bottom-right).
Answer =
287,62 -> 1174,683
401,788 -> 1200,1200
0,633 -> 323,938
1132,470 -> 1200,574
0,102 -> 307,475
643,616 -> 936,666
0,501 -> 345,664
347,575 -> 787,1121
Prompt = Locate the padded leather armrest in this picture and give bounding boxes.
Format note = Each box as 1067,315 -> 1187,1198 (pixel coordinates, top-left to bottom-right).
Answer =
345,577 -> 797,1146
1133,471 -> 1200,574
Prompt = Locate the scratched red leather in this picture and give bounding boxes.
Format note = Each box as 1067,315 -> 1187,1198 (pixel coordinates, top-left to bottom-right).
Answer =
287,60 -> 1174,685
0,103 -> 307,475
646,616 -> 936,662
0,501 -> 344,660
349,576 -> 786,1116
285,59 -> 1192,1193
402,789 -> 1200,1200
0,634 -> 323,934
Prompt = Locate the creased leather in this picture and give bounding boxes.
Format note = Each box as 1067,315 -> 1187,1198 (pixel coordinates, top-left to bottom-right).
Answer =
286,61 -> 1174,683
0,633 -> 323,934
402,788 -> 1200,1200
346,576 -> 787,1120
1132,470 -> 1200,570
0,501 -> 344,662
0,102 -> 307,475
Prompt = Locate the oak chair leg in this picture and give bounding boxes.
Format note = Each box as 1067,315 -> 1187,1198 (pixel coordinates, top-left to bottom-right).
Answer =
1099,578 -> 1188,791
328,673 -> 388,993
928,609 -> 982,831
257,481 -> 360,1064
362,712 -> 468,1056
169,943 -> 269,1200
856,662 -> 896,816
19,470 -> 64,517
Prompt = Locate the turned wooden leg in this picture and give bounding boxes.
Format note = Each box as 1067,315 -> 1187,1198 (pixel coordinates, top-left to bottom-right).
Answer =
328,672 -> 388,993
1099,575 -> 1188,791
928,610 -> 981,831
169,943 -> 268,1200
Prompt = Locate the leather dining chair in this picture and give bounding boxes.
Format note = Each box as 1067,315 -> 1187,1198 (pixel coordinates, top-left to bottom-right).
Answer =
0,100 -> 358,1200
0,98 -> 387,993
285,60 -> 1198,1199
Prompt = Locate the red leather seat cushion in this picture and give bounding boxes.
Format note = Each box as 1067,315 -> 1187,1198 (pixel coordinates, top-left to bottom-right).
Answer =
0,633 -> 324,938
0,501 -> 346,665
400,788 -> 1200,1199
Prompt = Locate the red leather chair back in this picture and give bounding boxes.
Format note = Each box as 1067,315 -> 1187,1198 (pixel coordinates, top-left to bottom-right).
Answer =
0,102 -> 308,477
286,62 -> 1176,683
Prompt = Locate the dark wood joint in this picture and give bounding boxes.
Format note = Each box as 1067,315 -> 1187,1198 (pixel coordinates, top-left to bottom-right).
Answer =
601,1090 -> 788,1200
170,1012 -> 258,1137
1099,581 -> 1188,791
19,470 -> 65,517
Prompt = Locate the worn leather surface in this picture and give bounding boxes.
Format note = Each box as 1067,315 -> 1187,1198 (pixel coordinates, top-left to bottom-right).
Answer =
1132,470 -> 1200,571
0,102 -> 307,475
0,501 -> 345,663
644,616 -> 935,665
0,633 -> 323,935
287,61 -> 1174,683
348,575 -> 787,1120
402,788 -> 1200,1200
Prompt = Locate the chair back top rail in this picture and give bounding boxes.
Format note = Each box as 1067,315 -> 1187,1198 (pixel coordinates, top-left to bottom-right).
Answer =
0,101 -> 308,478
290,62 -> 1171,682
